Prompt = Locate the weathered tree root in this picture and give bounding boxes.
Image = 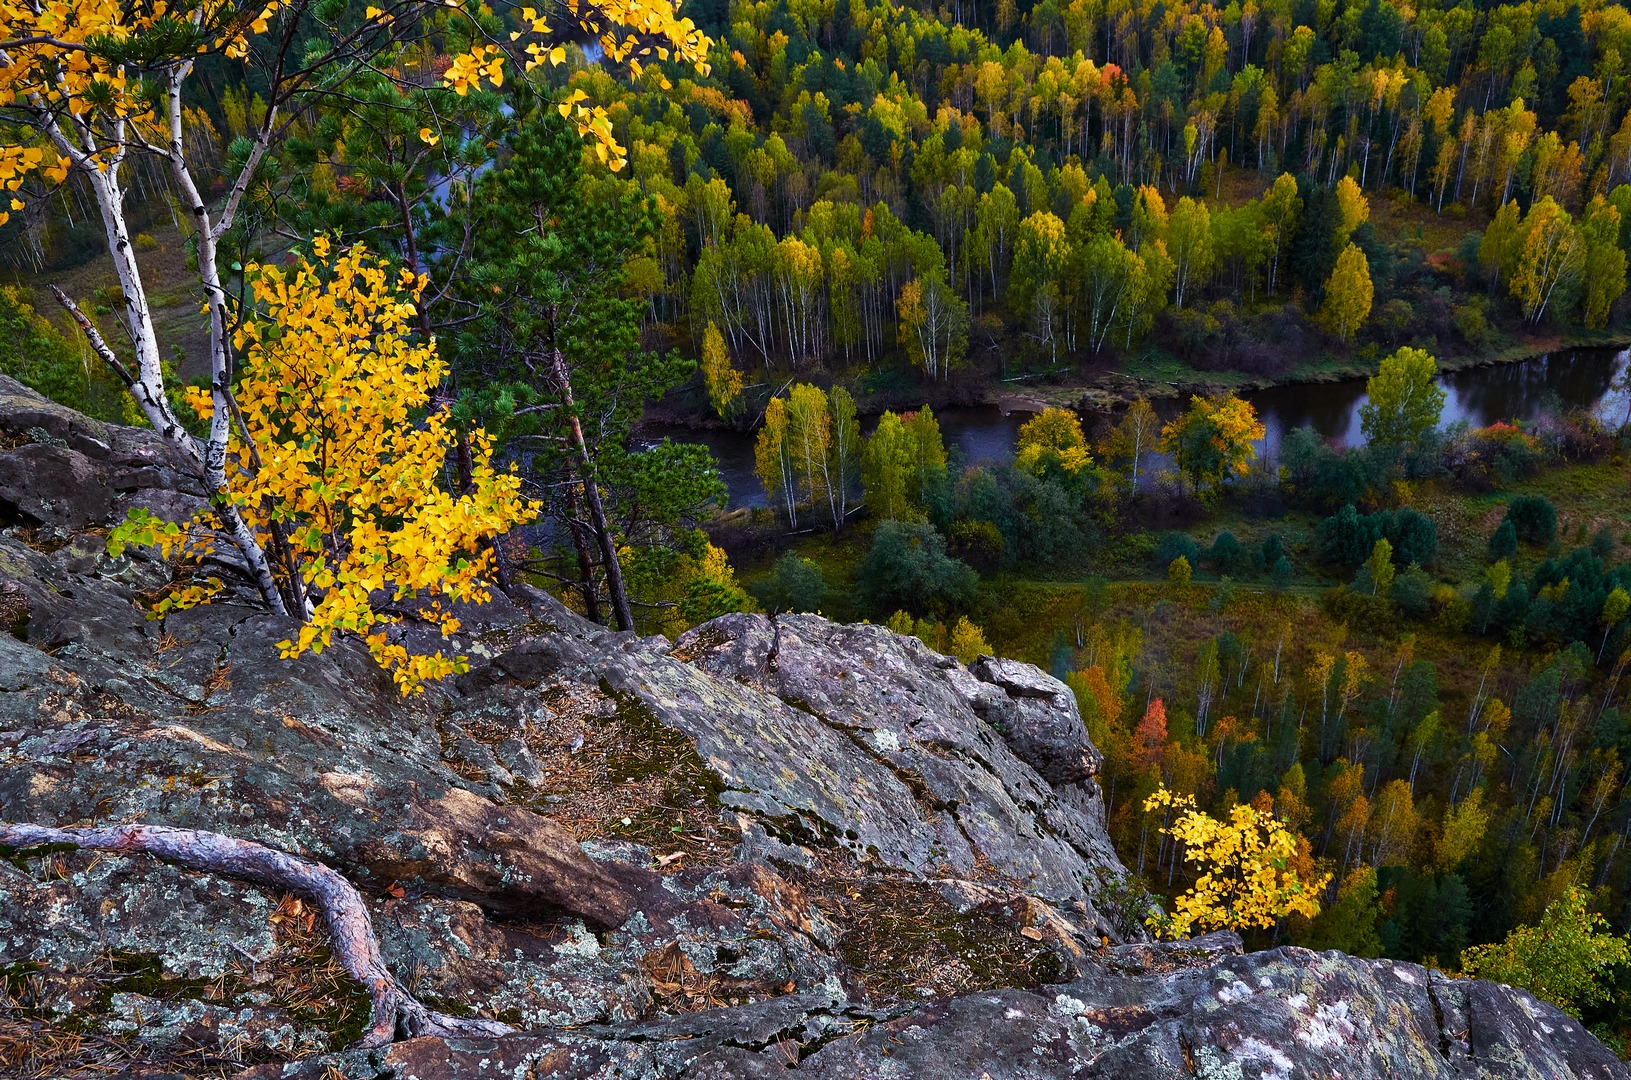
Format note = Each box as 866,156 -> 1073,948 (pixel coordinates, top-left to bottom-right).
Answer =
0,821 -> 517,1048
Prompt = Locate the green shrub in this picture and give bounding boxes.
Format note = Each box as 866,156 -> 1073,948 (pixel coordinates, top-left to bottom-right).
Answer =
753,552 -> 828,614
1489,519 -> 1519,561
1209,531 -> 1246,575
1392,566 -> 1434,618
1505,495 -> 1558,545
1155,532 -> 1200,572
1451,297 -> 1492,348
860,520 -> 977,616
1270,555 -> 1293,592
1461,888 -> 1631,1018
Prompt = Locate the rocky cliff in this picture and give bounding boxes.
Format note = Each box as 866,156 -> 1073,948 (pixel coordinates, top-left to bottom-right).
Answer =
0,373 -> 1625,1079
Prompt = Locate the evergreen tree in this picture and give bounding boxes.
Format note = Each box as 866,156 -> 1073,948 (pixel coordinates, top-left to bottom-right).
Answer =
448,109 -> 710,630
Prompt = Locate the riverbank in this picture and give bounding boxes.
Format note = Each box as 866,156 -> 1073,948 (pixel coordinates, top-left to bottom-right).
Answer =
643,327 -> 1631,440
964,324 -> 1631,412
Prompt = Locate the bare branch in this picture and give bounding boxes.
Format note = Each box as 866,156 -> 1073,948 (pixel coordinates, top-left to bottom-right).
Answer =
47,285 -> 136,388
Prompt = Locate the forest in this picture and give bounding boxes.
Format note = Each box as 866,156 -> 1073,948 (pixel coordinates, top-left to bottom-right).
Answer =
12,0 -> 1631,1059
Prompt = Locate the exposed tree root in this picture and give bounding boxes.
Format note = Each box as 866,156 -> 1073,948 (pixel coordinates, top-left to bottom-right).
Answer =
0,822 -> 517,1048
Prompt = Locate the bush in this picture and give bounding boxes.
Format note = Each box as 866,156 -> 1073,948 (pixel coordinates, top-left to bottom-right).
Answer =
1488,519 -> 1518,561
1506,495 -> 1558,545
1448,423 -> 1545,490
859,520 -> 977,615
753,551 -> 827,613
1391,508 -> 1438,567
1155,531 -> 1201,572
1281,428 -> 1383,510
1317,504 -> 1375,567
1451,297 -> 1492,348
1392,566 -> 1434,618
1260,533 -> 1286,571
947,616 -> 993,663
1209,531 -> 1245,575
1461,887 -> 1631,1018
947,518 -> 1006,572
1271,555 -> 1294,592
1321,585 -> 1397,635
1318,504 -> 1437,569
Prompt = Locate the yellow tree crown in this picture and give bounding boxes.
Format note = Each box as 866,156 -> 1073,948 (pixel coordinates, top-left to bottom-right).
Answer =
115,239 -> 538,692
1144,785 -> 1329,938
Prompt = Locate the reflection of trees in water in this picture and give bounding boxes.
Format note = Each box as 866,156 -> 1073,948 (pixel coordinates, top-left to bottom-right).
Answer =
1250,383 -> 1366,458
643,348 -> 1631,507
1439,350 -> 1623,427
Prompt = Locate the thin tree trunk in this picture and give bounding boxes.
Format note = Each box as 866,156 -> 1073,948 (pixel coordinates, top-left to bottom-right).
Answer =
565,483 -> 604,625
549,344 -> 634,632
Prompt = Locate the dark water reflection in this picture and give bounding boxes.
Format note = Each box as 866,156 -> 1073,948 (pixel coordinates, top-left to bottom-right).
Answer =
641,405 -> 1029,510
642,346 -> 1631,509
1250,345 -> 1631,459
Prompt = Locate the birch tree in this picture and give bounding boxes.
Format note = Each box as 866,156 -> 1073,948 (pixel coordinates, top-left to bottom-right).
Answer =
0,0 -> 709,620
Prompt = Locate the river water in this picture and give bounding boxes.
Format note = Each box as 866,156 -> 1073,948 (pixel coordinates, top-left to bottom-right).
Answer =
643,345 -> 1631,509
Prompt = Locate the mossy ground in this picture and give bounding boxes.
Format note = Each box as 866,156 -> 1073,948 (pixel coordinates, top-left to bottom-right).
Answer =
508,680 -> 734,860
794,865 -> 1068,1002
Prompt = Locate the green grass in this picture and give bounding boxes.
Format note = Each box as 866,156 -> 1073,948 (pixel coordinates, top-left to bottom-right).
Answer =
1118,348 -> 1257,389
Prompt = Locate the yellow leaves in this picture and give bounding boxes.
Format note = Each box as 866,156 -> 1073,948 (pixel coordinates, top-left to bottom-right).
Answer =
435,0 -> 709,168
1143,785 -> 1329,939
557,87 -> 590,118
442,44 -> 492,96
181,384 -> 215,420
418,127 -> 440,146
113,241 -> 536,693
1015,407 -> 1093,479
1160,392 -> 1264,493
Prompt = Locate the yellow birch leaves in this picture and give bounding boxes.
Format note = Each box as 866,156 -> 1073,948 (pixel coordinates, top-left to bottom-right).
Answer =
438,0 -> 713,169
0,0 -> 712,214
1143,786 -> 1328,938
121,241 -> 536,693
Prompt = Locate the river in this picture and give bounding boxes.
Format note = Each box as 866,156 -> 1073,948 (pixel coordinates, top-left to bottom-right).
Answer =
642,345 -> 1631,509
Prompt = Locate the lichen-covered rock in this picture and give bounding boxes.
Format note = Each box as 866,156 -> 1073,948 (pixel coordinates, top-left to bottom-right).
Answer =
0,374 -> 206,537
0,593 -> 633,929
596,614 -> 1120,919
970,654 -> 1102,785
234,935 -> 1631,1080
0,442 -> 116,529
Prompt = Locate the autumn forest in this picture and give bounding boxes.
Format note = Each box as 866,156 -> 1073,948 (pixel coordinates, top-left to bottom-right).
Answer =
13,0 -> 1631,1057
